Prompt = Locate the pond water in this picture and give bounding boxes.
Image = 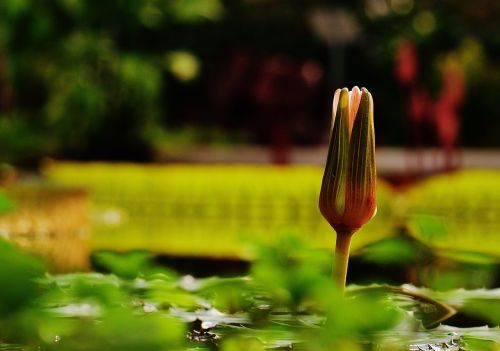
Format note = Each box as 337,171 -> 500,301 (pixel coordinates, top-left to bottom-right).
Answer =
2,330 -> 497,350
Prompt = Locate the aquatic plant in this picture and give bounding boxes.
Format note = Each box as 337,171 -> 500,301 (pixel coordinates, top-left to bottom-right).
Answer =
319,87 -> 377,290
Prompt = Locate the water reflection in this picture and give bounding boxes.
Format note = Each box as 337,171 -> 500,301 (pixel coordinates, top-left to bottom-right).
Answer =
0,344 -> 25,351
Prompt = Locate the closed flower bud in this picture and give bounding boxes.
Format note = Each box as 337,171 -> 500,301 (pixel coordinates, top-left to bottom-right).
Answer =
319,87 -> 377,234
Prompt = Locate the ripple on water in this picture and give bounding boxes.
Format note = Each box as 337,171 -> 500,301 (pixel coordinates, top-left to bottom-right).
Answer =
0,345 -> 25,351
376,331 -> 461,351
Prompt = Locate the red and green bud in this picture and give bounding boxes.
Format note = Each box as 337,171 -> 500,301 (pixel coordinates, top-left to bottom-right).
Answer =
319,87 -> 377,234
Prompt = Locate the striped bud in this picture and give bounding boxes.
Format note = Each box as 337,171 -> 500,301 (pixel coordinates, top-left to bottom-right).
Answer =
319,87 -> 377,234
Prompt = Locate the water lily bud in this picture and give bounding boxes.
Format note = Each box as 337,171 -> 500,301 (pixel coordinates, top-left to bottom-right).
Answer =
319,87 -> 377,234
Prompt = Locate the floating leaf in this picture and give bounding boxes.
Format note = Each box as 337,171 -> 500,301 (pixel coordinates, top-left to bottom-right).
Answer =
347,285 -> 456,328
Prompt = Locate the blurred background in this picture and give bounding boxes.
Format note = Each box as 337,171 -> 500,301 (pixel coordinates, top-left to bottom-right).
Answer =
0,0 -> 499,289
1,0 -> 500,163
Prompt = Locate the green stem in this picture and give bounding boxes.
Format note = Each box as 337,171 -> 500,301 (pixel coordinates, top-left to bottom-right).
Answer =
334,230 -> 355,292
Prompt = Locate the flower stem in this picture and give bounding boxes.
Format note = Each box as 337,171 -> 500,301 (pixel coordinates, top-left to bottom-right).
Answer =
334,230 -> 355,292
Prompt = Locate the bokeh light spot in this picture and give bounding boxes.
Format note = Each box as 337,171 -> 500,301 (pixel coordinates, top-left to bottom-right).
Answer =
365,0 -> 390,19
390,0 -> 414,15
413,11 -> 436,35
165,51 -> 201,82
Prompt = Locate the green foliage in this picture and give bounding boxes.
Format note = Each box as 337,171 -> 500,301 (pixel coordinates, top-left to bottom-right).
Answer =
348,285 -> 456,328
321,292 -> 400,343
0,249 -> 187,350
462,335 -> 500,351
0,191 -> 15,214
0,0 -> 221,159
220,337 -> 264,351
42,34 -> 163,155
463,298 -> 500,326
0,118 -> 49,163
250,235 -> 333,310
49,309 -> 186,351
168,0 -> 224,22
197,277 -> 253,313
0,240 -> 44,315
196,236 -> 404,349
93,251 -> 175,279
0,235 -> 498,350
359,236 -> 424,265
4,165 -> 500,348
0,0 -> 499,163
